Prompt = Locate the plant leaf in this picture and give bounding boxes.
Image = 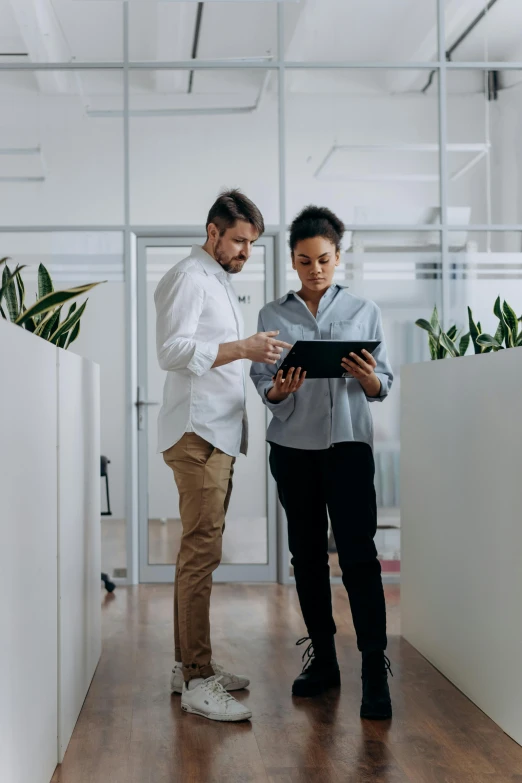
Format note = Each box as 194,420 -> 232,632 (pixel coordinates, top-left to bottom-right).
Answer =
50,299 -> 87,346
416,318 -> 438,336
439,332 -> 458,357
15,270 -> 26,313
428,332 -> 438,360
468,306 -> 482,354
0,264 -> 25,309
38,264 -> 54,301
430,305 -> 440,331
517,333 -> 522,346
2,264 -> 20,323
15,281 -> 103,326
503,300 -> 518,345
43,303 -> 73,343
477,333 -> 503,349
447,325 -> 458,342
65,320 -> 81,349
459,332 -> 470,356
492,296 -> 509,347
37,307 -> 62,340
0,257 -> 9,267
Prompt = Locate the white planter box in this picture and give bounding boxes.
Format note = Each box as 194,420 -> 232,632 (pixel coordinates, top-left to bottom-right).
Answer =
0,320 -> 101,783
401,348 -> 522,746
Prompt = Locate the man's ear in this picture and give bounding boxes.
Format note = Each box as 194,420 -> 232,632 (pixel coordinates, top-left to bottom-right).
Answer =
207,222 -> 219,243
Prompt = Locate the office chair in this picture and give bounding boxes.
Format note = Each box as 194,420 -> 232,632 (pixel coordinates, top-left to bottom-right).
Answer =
100,455 -> 116,593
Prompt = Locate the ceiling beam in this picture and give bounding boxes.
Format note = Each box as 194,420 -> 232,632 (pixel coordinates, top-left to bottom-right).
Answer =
383,0 -> 497,94
8,0 -> 76,93
154,3 -> 195,95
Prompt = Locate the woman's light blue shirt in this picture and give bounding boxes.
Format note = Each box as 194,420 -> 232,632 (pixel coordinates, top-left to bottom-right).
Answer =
250,284 -> 393,451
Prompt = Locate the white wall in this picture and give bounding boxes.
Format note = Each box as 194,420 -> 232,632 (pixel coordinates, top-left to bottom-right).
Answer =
401,349 -> 522,746
0,85 -> 497,227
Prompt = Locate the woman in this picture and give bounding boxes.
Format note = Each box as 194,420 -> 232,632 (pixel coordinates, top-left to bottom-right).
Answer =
250,206 -> 394,720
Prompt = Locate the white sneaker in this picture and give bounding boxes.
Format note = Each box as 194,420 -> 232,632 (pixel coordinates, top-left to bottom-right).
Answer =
181,676 -> 252,722
170,660 -> 250,694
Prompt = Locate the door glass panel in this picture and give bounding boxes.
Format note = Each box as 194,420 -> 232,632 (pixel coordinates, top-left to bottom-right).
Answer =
145,243 -> 269,567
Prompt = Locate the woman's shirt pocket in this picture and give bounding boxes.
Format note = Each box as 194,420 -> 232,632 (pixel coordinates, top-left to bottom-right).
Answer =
330,320 -> 364,340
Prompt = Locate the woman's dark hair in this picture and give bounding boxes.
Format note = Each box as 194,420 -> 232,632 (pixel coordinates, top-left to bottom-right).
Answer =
289,205 -> 345,253
206,189 -> 265,238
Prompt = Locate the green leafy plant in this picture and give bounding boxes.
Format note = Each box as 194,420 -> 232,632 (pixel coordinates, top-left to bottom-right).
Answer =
416,297 -> 522,360
475,296 -> 522,351
0,257 -> 105,349
416,305 -> 470,359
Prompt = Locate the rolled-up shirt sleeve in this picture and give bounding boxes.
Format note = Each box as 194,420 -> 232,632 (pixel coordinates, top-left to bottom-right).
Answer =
367,305 -> 393,402
250,312 -> 295,422
154,271 -> 219,376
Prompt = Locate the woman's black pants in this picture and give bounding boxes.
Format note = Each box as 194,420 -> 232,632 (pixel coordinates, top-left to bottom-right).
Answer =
269,441 -> 387,653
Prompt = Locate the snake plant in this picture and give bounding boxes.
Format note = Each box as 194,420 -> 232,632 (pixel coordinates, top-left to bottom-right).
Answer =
0,257 -> 105,349
416,298 -> 522,359
416,305 -> 471,359
475,297 -> 522,351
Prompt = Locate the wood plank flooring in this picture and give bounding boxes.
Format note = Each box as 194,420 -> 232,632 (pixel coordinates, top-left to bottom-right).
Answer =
51,584 -> 522,783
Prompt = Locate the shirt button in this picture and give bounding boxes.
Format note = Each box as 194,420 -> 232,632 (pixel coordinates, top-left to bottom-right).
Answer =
324,392 -> 329,397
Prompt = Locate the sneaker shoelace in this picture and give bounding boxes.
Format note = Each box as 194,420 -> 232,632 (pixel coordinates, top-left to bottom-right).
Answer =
202,676 -> 236,705
296,636 -> 316,673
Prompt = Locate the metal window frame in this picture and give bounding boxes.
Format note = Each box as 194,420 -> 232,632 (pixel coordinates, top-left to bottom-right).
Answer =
1,0 -> 522,584
135,234 -> 277,584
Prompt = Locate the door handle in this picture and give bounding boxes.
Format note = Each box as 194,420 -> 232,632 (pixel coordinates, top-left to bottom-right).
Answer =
136,386 -> 160,430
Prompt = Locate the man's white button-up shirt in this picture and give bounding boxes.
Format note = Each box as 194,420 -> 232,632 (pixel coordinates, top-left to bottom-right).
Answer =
154,245 -> 248,457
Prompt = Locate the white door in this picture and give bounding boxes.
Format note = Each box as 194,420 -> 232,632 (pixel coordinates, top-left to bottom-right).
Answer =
136,236 -> 277,582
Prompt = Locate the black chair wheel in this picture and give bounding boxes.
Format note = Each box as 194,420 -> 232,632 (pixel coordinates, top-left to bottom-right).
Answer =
101,572 -> 116,592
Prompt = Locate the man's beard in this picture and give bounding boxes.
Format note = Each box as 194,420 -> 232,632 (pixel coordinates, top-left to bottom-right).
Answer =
215,241 -> 246,274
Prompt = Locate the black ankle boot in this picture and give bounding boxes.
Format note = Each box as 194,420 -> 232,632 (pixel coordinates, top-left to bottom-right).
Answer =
360,651 -> 393,720
292,637 -> 341,697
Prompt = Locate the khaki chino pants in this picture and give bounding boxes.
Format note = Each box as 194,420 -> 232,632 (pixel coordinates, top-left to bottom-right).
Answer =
163,432 -> 235,682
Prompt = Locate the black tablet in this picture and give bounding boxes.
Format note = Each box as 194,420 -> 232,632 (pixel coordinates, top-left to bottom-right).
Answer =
278,340 -> 381,380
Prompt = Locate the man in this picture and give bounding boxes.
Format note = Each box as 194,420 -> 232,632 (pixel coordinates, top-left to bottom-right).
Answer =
155,190 -> 291,722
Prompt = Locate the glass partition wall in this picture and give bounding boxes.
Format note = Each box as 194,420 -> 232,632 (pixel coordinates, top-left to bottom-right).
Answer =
1,0 -> 521,583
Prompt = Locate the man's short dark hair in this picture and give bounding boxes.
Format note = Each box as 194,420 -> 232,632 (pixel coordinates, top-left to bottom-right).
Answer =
206,189 -> 265,238
289,205 -> 345,253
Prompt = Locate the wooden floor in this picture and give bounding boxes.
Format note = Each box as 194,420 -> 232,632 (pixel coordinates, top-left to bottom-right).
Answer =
52,584 -> 522,783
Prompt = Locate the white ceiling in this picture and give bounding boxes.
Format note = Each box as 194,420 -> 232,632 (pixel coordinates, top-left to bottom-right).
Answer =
0,1 -> 521,97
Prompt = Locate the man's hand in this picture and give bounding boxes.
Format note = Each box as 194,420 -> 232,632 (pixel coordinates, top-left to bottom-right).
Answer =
266,367 -> 307,402
341,349 -> 381,397
242,331 -> 292,365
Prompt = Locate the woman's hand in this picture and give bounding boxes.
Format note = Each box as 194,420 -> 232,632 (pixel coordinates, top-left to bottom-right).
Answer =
341,349 -> 381,397
266,367 -> 306,403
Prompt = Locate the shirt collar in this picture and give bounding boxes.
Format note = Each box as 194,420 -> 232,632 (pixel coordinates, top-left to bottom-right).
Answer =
279,283 -> 347,304
191,245 -> 228,277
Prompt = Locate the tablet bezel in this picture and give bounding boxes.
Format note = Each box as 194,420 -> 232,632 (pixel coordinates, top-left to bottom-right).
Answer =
278,339 -> 381,380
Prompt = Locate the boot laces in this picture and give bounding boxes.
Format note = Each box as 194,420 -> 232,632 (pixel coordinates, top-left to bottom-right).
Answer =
202,676 -> 235,704
364,652 -> 394,678
296,636 -> 316,673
